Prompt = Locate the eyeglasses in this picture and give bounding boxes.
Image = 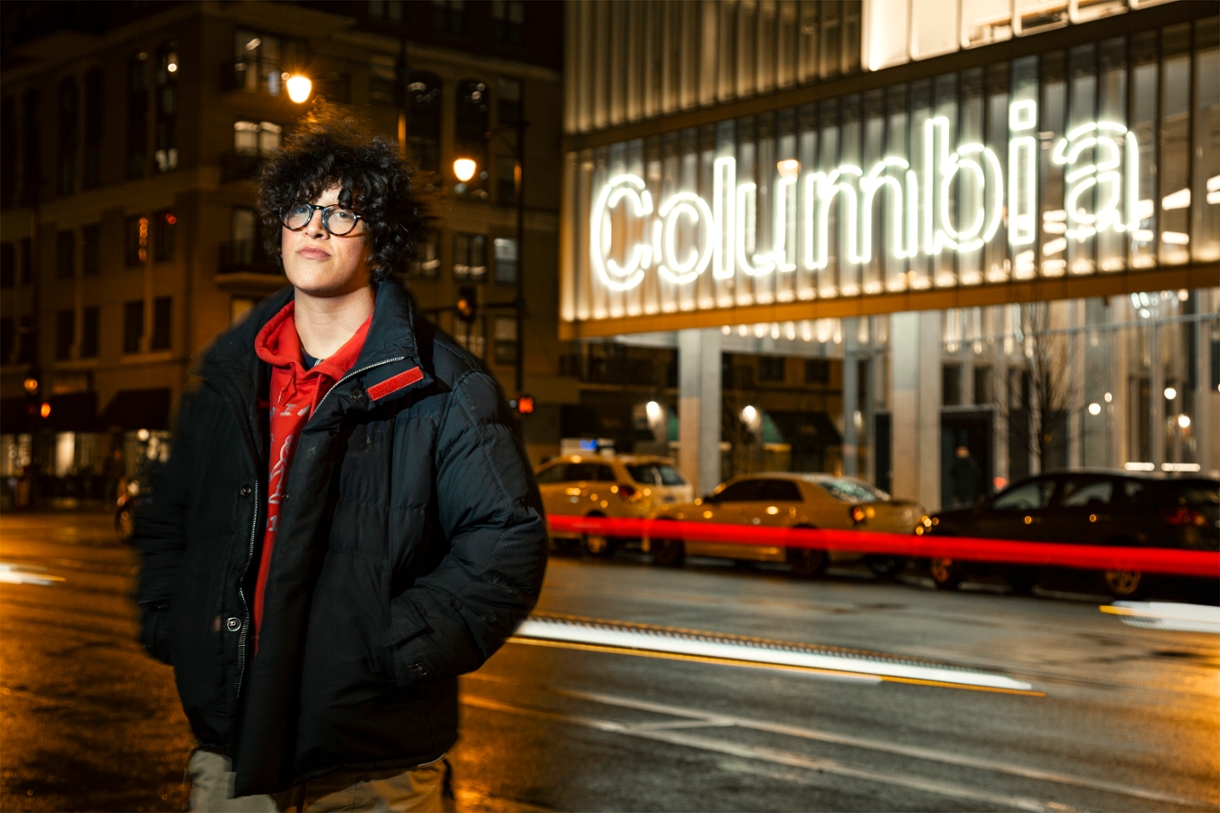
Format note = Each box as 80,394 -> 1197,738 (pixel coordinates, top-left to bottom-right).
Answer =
280,203 -> 364,236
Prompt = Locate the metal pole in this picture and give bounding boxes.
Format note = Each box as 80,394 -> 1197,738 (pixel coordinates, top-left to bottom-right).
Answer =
514,116 -> 526,397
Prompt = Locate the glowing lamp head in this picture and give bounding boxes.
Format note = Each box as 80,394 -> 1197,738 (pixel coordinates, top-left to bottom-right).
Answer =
645,400 -> 663,422
453,158 -> 477,183
1177,414 -> 1191,429
776,159 -> 801,180
1164,387 -> 1177,401
286,74 -> 312,103
1088,402 -> 1101,416
23,377 -> 38,394
741,405 -> 757,424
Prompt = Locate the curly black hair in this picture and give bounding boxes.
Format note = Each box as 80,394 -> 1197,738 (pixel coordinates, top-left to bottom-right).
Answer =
257,101 -> 422,284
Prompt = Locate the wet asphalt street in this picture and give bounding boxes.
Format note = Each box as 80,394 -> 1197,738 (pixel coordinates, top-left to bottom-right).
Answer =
1,511 -> 1217,812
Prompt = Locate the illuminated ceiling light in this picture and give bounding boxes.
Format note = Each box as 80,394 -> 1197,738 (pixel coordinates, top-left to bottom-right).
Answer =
741,405 -> 758,424
452,158 -> 477,183
1177,289 -> 1189,302
645,401 -> 663,422
246,38 -> 261,50
1104,392 -> 1113,403
1160,188 -> 1190,210
286,74 -> 312,103
1177,414 -> 1191,429
1164,387 -> 1177,400
1088,402 -> 1101,416
1161,232 -> 1189,246
776,159 -> 800,180
167,61 -> 178,73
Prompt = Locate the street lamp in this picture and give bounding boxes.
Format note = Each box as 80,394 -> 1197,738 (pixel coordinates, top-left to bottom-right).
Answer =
286,73 -> 312,104
452,158 -> 477,183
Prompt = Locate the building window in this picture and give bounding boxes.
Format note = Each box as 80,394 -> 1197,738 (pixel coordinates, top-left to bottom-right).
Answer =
0,317 -> 13,365
496,77 -> 522,126
80,306 -> 99,359
943,363 -> 963,407
1,96 -> 15,208
55,309 -> 74,361
493,237 -> 517,285
123,300 -> 143,354
19,238 -> 31,285
492,1 -> 525,47
407,71 -> 442,172
154,42 -> 179,172
453,232 -> 486,281
455,79 -> 489,193
973,364 -> 992,405
369,54 -> 396,106
153,209 -> 176,261
369,0 -> 404,21
83,67 -> 103,189
58,77 -> 78,196
234,120 -> 282,156
432,0 -> 466,34
759,356 -> 786,383
493,316 -> 517,365
0,242 -> 13,289
56,230 -> 75,280
409,231 -> 440,279
21,89 -> 41,207
233,30 -> 301,96
125,216 -> 148,266
151,296 -> 171,350
127,52 -> 148,179
495,155 -> 518,204
805,359 -> 830,385
17,316 -> 35,364
82,224 -> 100,275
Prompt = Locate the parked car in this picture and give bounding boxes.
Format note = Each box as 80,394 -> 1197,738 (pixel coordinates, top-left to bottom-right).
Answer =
646,473 -> 925,577
535,454 -> 694,555
918,470 -> 1219,598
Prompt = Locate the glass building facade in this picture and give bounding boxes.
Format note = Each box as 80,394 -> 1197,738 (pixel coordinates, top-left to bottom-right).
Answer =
560,1 -> 1218,508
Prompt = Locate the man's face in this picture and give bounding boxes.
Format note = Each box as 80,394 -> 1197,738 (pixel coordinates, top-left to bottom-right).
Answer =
281,185 -> 371,297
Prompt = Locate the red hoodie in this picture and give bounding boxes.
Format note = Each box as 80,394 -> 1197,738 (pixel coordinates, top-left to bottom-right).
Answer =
252,301 -> 371,652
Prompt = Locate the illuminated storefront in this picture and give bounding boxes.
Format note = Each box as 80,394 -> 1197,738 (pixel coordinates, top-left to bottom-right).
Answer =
561,1 -> 1218,508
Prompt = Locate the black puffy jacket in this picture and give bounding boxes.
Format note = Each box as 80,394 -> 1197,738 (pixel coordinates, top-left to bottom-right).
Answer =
134,281 -> 548,796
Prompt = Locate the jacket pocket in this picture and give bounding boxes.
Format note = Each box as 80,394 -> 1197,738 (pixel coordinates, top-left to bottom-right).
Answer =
140,604 -> 175,665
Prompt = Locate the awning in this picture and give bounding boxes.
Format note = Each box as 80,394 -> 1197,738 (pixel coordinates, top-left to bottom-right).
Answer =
100,388 -> 171,431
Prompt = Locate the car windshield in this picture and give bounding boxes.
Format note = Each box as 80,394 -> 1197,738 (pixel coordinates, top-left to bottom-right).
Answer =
817,478 -> 887,503
626,463 -> 688,486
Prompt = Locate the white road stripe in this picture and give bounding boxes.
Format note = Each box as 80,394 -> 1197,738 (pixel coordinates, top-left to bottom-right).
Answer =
462,695 -> 1075,813
515,618 -> 1033,691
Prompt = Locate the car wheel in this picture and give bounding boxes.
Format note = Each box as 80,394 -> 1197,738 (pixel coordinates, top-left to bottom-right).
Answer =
1102,569 -> 1143,599
651,537 -> 685,568
929,557 -> 963,590
583,513 -> 614,557
786,547 -> 825,579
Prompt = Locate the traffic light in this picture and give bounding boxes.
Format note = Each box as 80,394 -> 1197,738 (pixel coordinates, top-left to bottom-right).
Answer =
456,285 -> 478,324
510,394 -> 535,415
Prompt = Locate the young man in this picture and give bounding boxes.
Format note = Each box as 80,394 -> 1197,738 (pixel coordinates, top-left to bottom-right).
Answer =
135,104 -> 548,811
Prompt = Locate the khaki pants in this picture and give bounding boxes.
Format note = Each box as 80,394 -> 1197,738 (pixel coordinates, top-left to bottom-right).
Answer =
187,749 -> 455,812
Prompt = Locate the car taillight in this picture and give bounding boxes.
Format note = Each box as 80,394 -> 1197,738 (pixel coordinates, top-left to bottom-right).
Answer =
1162,506 -> 1206,527
618,484 -> 638,502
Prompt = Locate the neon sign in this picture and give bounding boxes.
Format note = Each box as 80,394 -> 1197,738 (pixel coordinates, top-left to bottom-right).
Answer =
589,100 -> 1141,293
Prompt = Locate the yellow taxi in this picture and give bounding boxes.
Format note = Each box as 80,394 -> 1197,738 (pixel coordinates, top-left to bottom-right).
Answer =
646,473 -> 924,577
535,454 -> 694,555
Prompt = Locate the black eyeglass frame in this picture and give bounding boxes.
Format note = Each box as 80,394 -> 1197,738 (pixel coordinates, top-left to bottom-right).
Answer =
279,203 -> 365,236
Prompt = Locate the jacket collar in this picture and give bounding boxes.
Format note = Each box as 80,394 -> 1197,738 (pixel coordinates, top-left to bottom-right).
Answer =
195,279 -> 430,413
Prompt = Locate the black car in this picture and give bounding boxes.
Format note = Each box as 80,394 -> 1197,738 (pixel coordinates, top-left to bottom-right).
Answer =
919,470 -> 1219,599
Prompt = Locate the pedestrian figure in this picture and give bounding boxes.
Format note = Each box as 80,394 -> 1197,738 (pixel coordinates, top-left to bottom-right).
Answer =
134,103 -> 548,811
948,444 -> 985,508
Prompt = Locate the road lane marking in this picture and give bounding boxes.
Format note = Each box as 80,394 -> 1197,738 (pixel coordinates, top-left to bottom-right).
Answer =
513,616 -> 1039,694
0,563 -> 64,586
466,674 -> 1207,809
1101,602 -> 1220,634
462,694 -> 1076,813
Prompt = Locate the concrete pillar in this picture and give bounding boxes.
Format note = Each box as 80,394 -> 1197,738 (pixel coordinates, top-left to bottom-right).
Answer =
890,311 -> 942,511
678,328 -> 722,497
842,318 -> 859,477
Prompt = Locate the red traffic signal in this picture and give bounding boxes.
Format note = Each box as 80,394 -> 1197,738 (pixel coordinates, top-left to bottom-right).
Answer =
510,394 -> 535,415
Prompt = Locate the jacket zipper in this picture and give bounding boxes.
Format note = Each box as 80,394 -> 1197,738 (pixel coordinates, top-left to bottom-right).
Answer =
312,356 -> 406,417
212,382 -> 264,702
